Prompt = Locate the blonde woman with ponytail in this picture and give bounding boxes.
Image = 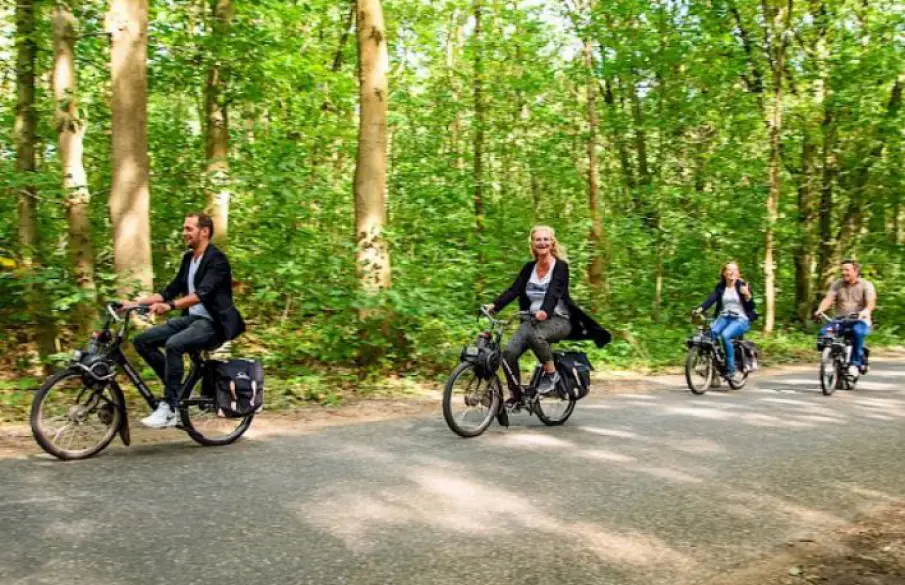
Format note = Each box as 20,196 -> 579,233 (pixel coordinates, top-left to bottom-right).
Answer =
484,226 -> 610,406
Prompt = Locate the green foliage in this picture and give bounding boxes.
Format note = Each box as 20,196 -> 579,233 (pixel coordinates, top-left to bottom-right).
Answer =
0,0 -> 903,400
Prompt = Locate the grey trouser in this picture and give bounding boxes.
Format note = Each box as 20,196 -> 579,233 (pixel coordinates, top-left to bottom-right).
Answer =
133,315 -> 220,408
503,315 -> 571,389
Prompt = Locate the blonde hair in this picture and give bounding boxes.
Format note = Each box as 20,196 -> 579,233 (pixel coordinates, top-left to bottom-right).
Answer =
720,260 -> 742,283
528,225 -> 568,261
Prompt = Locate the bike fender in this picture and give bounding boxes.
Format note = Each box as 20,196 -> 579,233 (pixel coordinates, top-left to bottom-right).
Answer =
110,382 -> 131,447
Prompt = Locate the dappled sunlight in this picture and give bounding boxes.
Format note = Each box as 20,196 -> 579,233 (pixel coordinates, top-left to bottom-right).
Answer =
577,402 -> 620,410
737,411 -> 815,428
772,378 -> 824,387
795,413 -> 850,424
759,396 -> 826,407
662,406 -> 734,420
578,426 -> 639,439
294,464 -> 697,572
495,432 -> 576,450
860,369 -> 905,379
577,448 -> 637,463
850,380 -> 900,391
837,484 -> 904,505
558,521 -> 697,570
632,466 -> 703,484
722,491 -> 846,530
667,437 -> 725,455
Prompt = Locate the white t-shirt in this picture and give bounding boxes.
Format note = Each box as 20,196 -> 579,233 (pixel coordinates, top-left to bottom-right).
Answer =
720,285 -> 747,320
526,260 -> 570,319
187,255 -> 213,320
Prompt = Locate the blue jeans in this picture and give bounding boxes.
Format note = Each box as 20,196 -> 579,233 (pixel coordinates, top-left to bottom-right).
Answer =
711,316 -> 751,374
819,319 -> 871,366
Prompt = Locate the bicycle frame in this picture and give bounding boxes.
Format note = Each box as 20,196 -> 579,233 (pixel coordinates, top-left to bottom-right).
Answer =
479,309 -> 548,404
688,317 -> 727,372
76,304 -> 211,440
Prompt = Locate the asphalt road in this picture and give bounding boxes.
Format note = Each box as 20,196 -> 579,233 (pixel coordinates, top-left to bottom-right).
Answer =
2,360 -> 905,585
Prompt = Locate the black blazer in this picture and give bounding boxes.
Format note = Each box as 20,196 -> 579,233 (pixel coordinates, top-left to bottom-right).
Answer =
699,279 -> 758,322
492,260 -> 611,348
159,244 -> 246,341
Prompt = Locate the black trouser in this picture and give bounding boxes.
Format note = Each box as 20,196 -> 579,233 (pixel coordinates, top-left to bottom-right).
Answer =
133,315 -> 220,409
503,315 -> 571,394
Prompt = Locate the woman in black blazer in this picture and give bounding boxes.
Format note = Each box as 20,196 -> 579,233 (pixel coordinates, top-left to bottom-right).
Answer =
485,226 -> 610,405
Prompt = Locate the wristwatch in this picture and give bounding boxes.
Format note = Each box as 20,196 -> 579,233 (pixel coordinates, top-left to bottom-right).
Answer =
167,300 -> 177,311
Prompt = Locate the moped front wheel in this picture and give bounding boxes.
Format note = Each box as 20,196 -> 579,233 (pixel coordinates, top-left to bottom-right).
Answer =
685,348 -> 713,394
31,369 -> 123,460
443,363 -> 501,438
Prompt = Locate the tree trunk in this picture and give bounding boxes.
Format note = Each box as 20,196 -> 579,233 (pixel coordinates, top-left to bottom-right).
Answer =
107,0 -> 153,293
817,105 -> 836,291
472,0 -> 486,266
16,0 -> 57,366
761,0 -> 792,335
602,77 -> 635,195
794,138 -> 816,324
53,4 -> 97,335
583,37 -> 605,294
354,0 -> 391,291
205,0 -> 233,246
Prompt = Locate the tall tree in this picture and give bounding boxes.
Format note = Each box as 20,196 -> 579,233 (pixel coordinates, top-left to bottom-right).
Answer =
53,2 -> 97,334
205,0 -> 233,246
761,0 -> 793,334
16,0 -> 57,364
354,0 -> 391,290
472,0 -> 486,268
107,0 -> 153,293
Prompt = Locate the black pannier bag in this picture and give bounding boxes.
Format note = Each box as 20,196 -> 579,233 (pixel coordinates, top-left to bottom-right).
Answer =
201,359 -> 221,400
554,351 -> 593,400
213,358 -> 264,417
734,340 -> 760,373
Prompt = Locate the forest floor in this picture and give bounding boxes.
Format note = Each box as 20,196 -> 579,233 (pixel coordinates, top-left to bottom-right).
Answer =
703,505 -> 905,585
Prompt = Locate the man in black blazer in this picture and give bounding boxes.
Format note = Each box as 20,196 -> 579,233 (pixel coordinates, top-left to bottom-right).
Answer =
123,212 -> 245,428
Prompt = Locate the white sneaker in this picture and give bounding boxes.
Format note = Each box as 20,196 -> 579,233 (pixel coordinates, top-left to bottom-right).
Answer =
141,403 -> 177,429
847,365 -> 860,379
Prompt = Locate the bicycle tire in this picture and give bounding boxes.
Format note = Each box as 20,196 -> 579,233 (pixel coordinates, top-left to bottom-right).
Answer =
534,390 -> 576,426
30,369 -> 122,460
820,349 -> 837,395
727,370 -> 749,390
442,362 -> 501,438
180,378 -> 254,447
685,348 -> 713,394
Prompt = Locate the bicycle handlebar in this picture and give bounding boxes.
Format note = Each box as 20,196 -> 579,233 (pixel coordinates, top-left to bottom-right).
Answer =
107,302 -> 150,322
816,311 -> 860,323
479,306 -> 536,325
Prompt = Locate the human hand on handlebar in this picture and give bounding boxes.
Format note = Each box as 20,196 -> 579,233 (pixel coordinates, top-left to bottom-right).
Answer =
117,300 -> 139,312
482,304 -> 496,315
535,310 -> 548,321
149,302 -> 171,316
858,309 -> 871,321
